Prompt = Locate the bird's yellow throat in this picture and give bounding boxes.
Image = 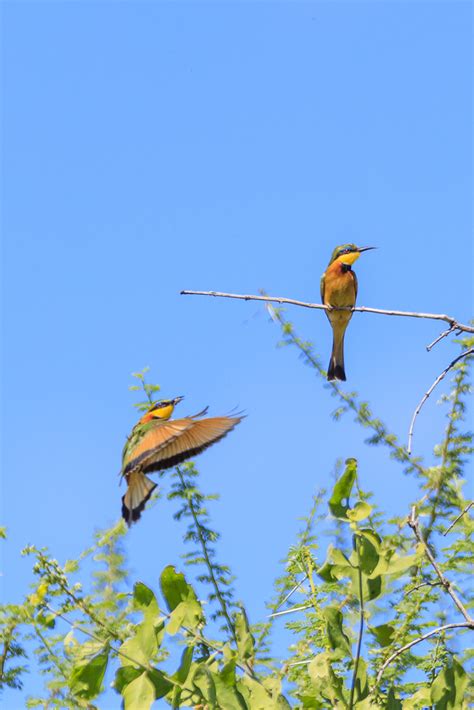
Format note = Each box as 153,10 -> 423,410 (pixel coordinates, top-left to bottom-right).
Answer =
335,251 -> 361,266
151,404 -> 175,421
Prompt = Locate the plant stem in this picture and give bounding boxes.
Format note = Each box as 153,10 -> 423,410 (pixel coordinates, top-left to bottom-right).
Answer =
176,467 -> 237,647
349,540 -> 365,710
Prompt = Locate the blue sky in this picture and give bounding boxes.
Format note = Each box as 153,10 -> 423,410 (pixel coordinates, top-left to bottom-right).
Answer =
2,1 -> 472,705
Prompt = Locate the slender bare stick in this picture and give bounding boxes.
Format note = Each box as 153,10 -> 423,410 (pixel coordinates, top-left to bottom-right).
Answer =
426,325 -> 457,352
408,507 -> 473,624
407,349 -> 474,454
180,290 -> 474,334
443,501 -> 474,536
268,604 -> 312,619
267,575 -> 309,619
373,622 -> 473,690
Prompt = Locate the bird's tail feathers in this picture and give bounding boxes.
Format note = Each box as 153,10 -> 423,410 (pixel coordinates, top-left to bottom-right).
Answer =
327,333 -> 347,381
122,470 -> 157,526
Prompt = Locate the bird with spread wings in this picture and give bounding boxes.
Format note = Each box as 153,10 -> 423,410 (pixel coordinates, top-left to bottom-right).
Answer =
121,396 -> 243,525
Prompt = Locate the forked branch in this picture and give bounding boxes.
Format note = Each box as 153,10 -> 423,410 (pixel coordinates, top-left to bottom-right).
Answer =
373,622 -> 473,690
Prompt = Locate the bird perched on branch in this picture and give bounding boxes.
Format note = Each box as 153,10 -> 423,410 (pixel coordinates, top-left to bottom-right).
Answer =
321,244 -> 375,381
120,396 -> 243,525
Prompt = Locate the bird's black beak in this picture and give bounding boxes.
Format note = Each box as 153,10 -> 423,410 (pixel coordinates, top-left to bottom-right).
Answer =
174,396 -> 184,405
358,246 -> 376,253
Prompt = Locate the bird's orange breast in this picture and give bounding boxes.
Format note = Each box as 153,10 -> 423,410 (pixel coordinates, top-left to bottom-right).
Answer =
323,262 -> 357,307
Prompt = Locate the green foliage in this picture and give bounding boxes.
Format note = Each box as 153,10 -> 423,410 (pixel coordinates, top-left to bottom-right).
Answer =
1,330 -> 473,708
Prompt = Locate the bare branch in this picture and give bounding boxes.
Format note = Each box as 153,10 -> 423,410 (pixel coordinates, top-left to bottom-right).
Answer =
408,507 -> 473,624
180,290 -> 474,334
373,622 -> 473,690
443,501 -> 474,536
268,604 -> 312,619
426,325 -> 457,352
407,348 -> 474,454
406,580 -> 442,596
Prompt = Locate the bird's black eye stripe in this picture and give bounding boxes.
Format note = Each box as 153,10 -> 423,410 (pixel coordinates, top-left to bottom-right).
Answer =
152,401 -> 171,410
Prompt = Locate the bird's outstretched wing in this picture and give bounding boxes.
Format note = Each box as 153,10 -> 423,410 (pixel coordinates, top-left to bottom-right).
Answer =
123,418 -> 196,475
124,415 -> 243,475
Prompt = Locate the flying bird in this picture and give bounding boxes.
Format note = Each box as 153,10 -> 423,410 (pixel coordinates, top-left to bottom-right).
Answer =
321,244 -> 375,381
121,396 -> 243,525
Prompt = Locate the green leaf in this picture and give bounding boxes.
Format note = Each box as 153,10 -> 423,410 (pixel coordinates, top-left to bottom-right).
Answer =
382,544 -> 424,577
174,646 -> 194,684
364,575 -> 382,601
166,602 -> 187,636
64,559 -> 79,574
308,652 -> 345,705
386,687 -> 402,709
69,644 -> 109,700
133,581 -> 158,611
352,657 -> 369,702
322,607 -> 352,658
192,665 -> 217,708
401,686 -> 431,709
147,668 -> 173,699
167,599 -> 202,635
160,565 -> 196,612
372,623 -> 395,647
240,676 -> 289,709
353,532 -> 379,575
114,666 -> 142,693
329,458 -> 357,519
122,671 -> 155,710
299,696 -> 324,709
347,501 -> 372,522
235,608 -> 255,662
120,613 -> 157,666
214,675 -> 248,710
317,545 -> 353,582
431,658 -> 468,709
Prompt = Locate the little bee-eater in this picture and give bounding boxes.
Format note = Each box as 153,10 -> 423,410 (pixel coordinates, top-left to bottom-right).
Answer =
321,244 -> 375,381
121,396 -> 243,525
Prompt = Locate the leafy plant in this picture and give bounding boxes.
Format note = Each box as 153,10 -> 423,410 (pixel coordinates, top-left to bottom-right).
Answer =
1,322 -> 472,708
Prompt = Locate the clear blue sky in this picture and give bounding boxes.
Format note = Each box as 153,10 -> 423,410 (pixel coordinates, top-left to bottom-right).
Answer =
2,1 -> 472,706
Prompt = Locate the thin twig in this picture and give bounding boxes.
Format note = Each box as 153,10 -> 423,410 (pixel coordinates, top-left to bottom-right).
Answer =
408,507 -> 473,624
406,580 -> 442,596
276,574 -> 308,609
44,604 -> 173,681
424,363 -> 467,543
268,604 -> 312,618
349,541 -> 365,710
407,349 -> 474,455
426,325 -> 457,352
443,502 -> 474,536
373,622 -> 473,690
180,290 -> 474,334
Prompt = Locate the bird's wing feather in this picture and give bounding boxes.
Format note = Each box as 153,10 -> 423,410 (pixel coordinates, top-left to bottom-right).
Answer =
141,416 -> 243,473
353,269 -> 358,302
123,419 -> 195,474
320,272 -> 326,303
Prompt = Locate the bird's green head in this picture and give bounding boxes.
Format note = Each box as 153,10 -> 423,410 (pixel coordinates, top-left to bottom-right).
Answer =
328,244 -> 376,267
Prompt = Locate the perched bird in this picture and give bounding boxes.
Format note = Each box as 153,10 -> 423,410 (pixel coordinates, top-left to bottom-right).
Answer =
121,396 -> 243,525
321,244 -> 375,381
